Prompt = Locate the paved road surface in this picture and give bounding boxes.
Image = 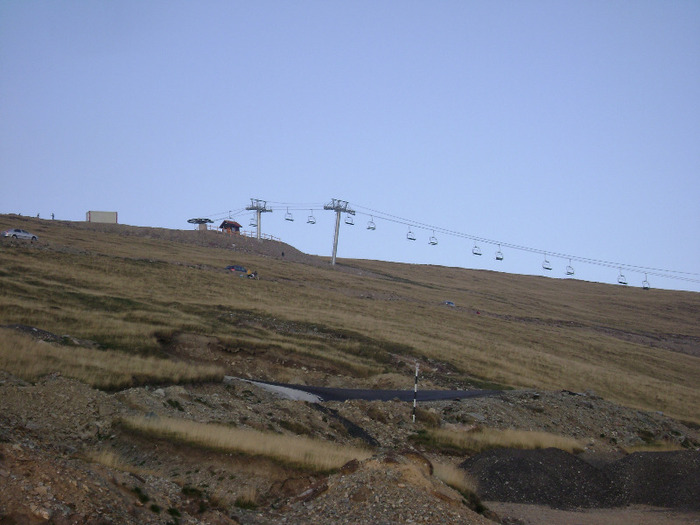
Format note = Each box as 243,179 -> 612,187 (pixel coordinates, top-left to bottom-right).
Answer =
225,377 -> 499,402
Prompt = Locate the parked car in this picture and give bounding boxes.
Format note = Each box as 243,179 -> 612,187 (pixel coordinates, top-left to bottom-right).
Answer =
2,228 -> 38,241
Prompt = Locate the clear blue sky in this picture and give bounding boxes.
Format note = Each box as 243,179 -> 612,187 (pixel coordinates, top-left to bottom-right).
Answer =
2,1 -> 699,291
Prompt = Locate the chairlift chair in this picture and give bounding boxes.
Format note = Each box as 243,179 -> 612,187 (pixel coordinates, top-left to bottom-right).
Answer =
344,214 -> 354,226
472,244 -> 482,256
428,231 -> 438,246
406,228 -> 416,241
495,245 -> 504,261
284,208 -> 294,222
307,211 -> 316,224
542,254 -> 552,271
617,269 -> 628,285
249,216 -> 257,228
642,273 -> 650,290
367,217 -> 376,230
565,259 -> 575,276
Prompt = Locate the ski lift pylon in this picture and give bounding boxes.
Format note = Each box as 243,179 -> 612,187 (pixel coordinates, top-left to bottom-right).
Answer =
367,216 -> 376,230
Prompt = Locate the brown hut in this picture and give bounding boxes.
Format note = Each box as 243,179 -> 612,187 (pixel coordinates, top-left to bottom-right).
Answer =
219,220 -> 242,234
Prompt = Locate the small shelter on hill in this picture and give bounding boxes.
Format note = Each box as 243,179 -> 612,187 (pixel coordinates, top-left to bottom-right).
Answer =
188,218 -> 213,232
219,220 -> 242,234
87,211 -> 118,224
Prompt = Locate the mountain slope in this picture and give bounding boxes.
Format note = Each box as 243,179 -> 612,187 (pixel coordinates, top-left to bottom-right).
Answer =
2,214 -> 697,422
1,214 -> 700,524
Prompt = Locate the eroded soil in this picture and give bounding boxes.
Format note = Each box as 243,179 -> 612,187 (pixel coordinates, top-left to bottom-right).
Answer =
1,351 -> 699,524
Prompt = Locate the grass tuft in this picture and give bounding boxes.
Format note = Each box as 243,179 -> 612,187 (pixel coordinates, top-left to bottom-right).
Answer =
413,426 -> 584,454
234,487 -> 258,509
83,449 -> 156,477
624,440 -> 683,453
433,461 -> 477,494
119,415 -> 372,472
0,328 -> 224,389
433,461 -> 485,514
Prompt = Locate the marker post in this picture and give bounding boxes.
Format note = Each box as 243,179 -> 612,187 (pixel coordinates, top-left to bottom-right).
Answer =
412,362 -> 419,423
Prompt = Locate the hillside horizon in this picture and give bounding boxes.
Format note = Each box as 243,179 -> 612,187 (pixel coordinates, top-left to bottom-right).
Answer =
2,212 -> 700,523
5,212 -> 699,293
2,213 -> 698,424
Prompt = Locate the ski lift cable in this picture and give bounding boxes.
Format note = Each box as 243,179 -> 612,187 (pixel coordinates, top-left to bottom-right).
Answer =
354,212 -> 699,281
204,210 -> 231,218
205,208 -> 248,219
222,200 -> 700,284
270,206 -> 326,213
228,199 -> 688,278
351,203 -> 699,280
323,205 -> 700,282
266,201 -> 325,208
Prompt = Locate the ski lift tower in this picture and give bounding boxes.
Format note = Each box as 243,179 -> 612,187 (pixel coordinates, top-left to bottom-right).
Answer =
245,198 -> 272,240
324,198 -> 355,266
187,217 -> 213,232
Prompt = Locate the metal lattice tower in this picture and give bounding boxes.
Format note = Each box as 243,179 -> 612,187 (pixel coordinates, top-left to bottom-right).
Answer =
324,198 -> 355,265
245,198 -> 272,240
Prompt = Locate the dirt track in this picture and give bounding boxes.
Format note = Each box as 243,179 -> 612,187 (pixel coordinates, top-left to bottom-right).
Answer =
244,378 -> 500,402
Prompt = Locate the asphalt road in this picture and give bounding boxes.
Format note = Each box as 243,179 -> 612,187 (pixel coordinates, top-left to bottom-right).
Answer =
226,377 -> 500,402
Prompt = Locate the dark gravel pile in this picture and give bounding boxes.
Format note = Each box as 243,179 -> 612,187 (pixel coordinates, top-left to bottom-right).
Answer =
606,450 -> 700,510
460,448 -> 624,509
460,448 -> 700,510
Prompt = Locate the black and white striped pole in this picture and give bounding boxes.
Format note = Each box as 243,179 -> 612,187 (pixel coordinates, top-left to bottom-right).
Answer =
412,362 -> 419,423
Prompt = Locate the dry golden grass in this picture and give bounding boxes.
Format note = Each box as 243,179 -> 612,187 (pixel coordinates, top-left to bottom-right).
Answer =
623,441 -> 684,453
83,449 -> 157,477
1,215 -> 699,423
119,415 -> 372,471
426,427 -> 585,454
0,328 -> 223,389
432,461 -> 478,495
233,486 -> 259,509
84,449 -> 125,469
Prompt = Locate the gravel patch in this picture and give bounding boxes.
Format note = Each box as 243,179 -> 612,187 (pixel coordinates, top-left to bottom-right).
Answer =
607,451 -> 700,510
461,447 -> 700,510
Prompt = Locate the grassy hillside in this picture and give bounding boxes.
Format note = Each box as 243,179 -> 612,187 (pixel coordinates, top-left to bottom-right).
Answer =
1,214 -> 699,423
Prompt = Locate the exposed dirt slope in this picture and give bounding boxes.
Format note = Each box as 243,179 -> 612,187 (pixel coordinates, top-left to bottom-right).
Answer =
1,361 -> 699,524
1,216 -> 699,524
